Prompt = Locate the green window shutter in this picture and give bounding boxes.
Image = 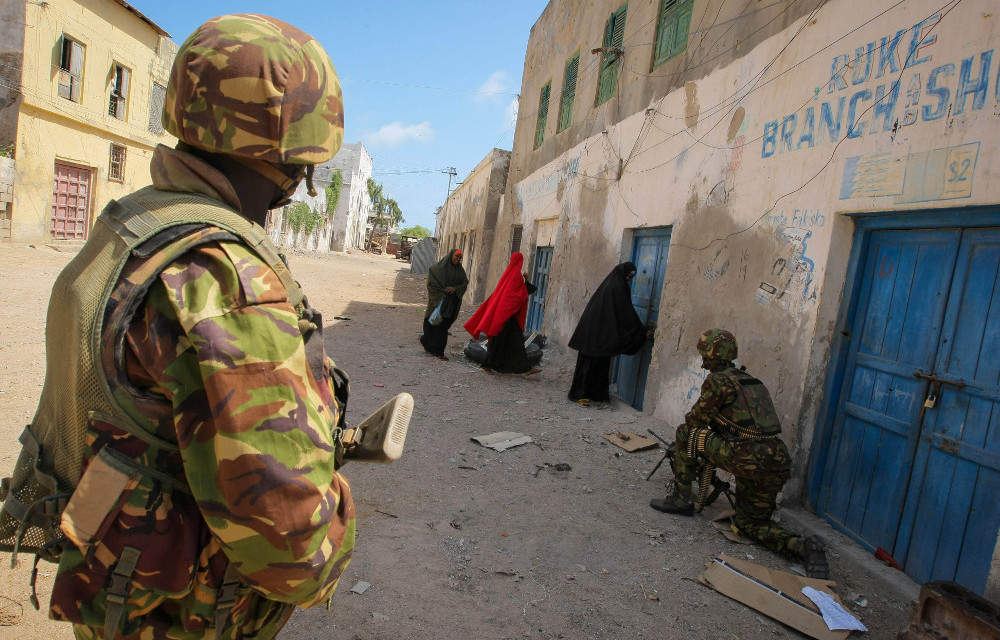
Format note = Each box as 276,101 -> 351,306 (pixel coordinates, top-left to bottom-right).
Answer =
557,54 -> 579,132
596,5 -> 627,105
534,82 -> 551,149
652,0 -> 692,70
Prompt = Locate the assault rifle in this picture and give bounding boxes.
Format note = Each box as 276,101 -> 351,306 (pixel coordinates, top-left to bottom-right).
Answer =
340,392 -> 413,462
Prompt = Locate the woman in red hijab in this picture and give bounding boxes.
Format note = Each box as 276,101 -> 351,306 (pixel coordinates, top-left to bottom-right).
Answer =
464,252 -> 539,374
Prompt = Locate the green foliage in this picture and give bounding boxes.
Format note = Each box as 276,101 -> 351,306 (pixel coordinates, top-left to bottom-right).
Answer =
366,178 -> 404,231
0,143 -> 13,158
287,202 -> 322,236
399,225 -> 431,238
324,170 -> 343,219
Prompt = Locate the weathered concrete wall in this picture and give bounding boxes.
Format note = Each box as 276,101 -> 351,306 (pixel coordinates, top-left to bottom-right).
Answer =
499,0 -> 1000,505
11,0 -> 175,243
436,148 -> 510,306
321,142 -> 372,252
0,0 -> 25,154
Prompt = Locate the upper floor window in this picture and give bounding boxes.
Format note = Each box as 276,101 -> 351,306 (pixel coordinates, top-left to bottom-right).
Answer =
148,83 -> 166,134
652,0 -> 693,69
596,5 -> 627,106
557,53 -> 579,133
109,64 -> 130,120
109,143 -> 126,182
534,82 -> 551,149
57,35 -> 84,103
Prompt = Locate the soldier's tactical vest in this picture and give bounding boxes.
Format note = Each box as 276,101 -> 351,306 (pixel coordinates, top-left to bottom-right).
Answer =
716,368 -> 782,437
0,188 -> 337,634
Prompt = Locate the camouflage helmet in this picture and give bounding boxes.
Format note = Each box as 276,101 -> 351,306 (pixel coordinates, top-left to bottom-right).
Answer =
696,329 -> 737,362
162,14 -> 343,165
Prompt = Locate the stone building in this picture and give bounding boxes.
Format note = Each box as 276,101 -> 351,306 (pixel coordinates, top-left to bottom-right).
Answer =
0,0 -> 176,244
435,148 -> 510,306
491,0 -> 1000,599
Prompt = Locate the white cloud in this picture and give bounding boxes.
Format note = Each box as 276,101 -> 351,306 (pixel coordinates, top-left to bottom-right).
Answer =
364,121 -> 434,148
475,71 -> 512,104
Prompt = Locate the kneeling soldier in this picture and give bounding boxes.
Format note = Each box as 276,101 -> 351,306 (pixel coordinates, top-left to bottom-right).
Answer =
650,329 -> 829,579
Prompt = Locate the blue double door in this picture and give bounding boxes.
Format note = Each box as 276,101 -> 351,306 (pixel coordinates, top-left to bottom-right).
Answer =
616,228 -> 671,410
819,225 -> 1000,594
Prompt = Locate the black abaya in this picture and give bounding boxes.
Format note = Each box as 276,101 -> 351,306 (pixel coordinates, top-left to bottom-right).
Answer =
567,353 -> 612,402
483,317 -> 532,373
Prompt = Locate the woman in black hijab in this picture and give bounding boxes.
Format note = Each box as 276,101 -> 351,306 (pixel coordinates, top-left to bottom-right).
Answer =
567,262 -> 651,405
420,249 -> 469,360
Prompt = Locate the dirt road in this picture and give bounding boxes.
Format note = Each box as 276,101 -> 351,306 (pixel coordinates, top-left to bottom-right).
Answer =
0,244 -> 916,639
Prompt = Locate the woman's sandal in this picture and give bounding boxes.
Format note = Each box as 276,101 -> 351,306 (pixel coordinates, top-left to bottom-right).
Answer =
523,368 -> 542,377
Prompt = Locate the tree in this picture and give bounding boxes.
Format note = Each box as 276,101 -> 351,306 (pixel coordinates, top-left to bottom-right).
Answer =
324,169 -> 343,219
399,225 -> 431,238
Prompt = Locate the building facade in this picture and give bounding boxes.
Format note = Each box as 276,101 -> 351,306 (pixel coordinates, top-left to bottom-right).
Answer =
1,0 -> 177,244
495,0 -> 1000,599
435,148 -> 511,307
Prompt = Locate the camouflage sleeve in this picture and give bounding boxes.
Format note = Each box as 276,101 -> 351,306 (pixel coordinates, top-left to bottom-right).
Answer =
685,372 -> 738,430
150,240 -> 355,607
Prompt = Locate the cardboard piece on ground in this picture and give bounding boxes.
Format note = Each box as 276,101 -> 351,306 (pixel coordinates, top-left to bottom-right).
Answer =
698,554 -> 847,640
710,510 -> 755,544
471,431 -> 533,451
604,431 -> 658,452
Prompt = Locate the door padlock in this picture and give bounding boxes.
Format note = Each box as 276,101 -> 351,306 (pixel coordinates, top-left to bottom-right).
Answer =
923,394 -> 936,409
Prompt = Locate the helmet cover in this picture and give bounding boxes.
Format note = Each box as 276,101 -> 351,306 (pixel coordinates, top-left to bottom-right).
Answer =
696,328 -> 738,362
163,14 -> 343,165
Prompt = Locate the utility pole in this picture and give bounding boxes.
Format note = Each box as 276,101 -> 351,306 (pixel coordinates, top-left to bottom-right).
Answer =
436,167 -> 457,248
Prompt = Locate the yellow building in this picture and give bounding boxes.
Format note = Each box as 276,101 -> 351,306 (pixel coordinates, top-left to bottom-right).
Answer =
2,0 -> 176,244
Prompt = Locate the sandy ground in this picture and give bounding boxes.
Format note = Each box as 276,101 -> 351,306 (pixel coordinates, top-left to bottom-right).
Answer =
0,244 -> 919,640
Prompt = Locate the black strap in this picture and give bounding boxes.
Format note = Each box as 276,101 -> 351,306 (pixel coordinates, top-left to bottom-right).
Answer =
103,546 -> 141,640
214,562 -> 243,635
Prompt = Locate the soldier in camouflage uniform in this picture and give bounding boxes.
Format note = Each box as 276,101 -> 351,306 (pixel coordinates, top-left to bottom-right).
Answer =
3,15 -> 355,640
649,329 -> 830,579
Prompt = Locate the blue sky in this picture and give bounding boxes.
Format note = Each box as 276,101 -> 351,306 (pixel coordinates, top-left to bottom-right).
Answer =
132,1 -> 548,233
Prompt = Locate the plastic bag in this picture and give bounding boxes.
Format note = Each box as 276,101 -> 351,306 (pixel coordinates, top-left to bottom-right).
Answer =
428,300 -> 444,326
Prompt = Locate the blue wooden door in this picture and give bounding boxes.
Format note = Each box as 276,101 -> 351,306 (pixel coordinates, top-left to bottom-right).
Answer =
894,228 -> 1000,592
616,229 -> 670,410
821,227 -> 1000,594
526,246 -> 552,334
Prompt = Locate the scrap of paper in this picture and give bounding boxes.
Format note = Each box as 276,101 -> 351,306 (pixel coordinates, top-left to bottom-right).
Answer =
802,586 -> 868,631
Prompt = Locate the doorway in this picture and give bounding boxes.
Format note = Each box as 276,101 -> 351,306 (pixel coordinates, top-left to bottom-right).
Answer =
51,162 -> 91,240
526,246 -> 552,334
817,220 -> 1000,594
615,227 -> 671,410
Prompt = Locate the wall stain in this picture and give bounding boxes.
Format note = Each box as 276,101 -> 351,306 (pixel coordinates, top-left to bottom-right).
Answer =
684,81 -> 700,129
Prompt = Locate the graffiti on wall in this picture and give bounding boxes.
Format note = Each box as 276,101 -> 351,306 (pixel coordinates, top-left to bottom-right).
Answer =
755,219 -> 821,309
760,13 -> 997,169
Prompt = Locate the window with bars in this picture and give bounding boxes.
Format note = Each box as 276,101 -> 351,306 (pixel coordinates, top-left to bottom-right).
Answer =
596,5 -> 627,106
148,83 -> 166,134
108,64 -> 130,119
534,82 -> 551,149
511,225 -> 523,254
651,0 -> 693,69
557,53 -> 579,133
57,35 -> 85,103
109,143 -> 126,182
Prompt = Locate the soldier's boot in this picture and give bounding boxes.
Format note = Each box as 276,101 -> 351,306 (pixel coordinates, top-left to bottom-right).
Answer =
649,482 -> 695,516
800,535 -> 830,580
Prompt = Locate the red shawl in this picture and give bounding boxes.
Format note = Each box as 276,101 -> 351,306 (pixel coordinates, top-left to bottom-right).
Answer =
464,252 -> 528,338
